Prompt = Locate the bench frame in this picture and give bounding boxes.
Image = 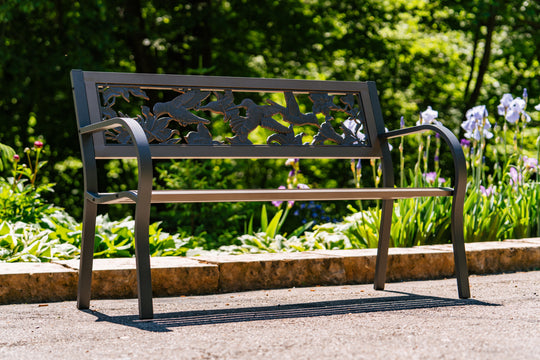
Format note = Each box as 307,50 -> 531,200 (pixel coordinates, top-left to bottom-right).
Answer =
71,69 -> 470,319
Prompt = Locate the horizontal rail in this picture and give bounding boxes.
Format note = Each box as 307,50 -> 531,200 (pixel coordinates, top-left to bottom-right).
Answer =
86,187 -> 454,205
94,144 -> 382,159
82,70 -> 370,93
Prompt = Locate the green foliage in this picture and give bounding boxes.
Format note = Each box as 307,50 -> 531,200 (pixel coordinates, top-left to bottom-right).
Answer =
152,158 -> 283,248
0,210 -> 80,262
1,0 -> 539,220
0,212 -> 202,262
0,141 -> 56,224
1,0 -> 540,259
0,143 -> 16,172
91,215 -> 200,258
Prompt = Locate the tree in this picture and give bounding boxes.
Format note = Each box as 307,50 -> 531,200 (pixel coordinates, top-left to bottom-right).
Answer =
1,0 -> 538,222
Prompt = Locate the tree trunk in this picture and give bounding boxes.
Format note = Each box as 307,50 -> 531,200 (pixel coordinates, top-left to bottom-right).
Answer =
464,5 -> 497,114
122,0 -> 157,73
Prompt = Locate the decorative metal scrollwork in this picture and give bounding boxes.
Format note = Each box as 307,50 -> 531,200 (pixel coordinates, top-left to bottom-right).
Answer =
99,85 -> 370,147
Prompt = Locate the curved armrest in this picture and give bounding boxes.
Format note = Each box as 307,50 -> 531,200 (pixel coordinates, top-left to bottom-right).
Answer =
380,124 -> 467,198
79,118 -> 153,204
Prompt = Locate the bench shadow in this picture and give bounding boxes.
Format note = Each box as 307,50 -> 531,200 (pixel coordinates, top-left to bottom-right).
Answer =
83,291 -> 498,333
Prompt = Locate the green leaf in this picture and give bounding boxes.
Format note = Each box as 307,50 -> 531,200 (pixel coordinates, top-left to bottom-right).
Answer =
266,209 -> 283,239
260,204 -> 268,233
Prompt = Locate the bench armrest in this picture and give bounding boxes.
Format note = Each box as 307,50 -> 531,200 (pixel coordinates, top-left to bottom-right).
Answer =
79,118 -> 153,204
380,124 -> 467,198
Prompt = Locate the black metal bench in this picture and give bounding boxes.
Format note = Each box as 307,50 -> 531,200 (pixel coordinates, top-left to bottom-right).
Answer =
70,69 -> 470,319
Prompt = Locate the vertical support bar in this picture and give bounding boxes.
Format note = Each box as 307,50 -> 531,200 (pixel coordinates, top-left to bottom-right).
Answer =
77,199 -> 97,309
127,118 -> 155,319
71,70 -> 101,310
374,199 -> 394,289
449,133 -> 470,298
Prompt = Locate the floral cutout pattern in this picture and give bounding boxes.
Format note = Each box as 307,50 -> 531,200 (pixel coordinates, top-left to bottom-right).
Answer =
99,86 -> 370,147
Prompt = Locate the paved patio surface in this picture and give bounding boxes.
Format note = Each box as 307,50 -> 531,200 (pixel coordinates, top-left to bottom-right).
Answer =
0,271 -> 538,359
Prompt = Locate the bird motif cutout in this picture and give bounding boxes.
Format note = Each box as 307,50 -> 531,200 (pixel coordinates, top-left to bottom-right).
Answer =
267,92 -> 320,128
153,89 -> 211,126
227,98 -> 290,145
197,90 -> 239,122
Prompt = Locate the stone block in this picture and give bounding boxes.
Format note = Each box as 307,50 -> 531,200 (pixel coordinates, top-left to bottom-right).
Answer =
196,252 -> 346,292
464,241 -> 540,274
0,263 -> 77,304
314,247 -> 455,284
59,257 -> 219,299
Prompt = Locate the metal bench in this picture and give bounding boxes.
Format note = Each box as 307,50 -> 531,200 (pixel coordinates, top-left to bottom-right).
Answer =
70,69 -> 470,319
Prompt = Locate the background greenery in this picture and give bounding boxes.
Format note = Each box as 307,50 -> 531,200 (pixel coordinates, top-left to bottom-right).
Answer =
1,0 -> 539,246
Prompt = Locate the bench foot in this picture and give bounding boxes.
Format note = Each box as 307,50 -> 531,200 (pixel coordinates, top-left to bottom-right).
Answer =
134,203 -> 154,319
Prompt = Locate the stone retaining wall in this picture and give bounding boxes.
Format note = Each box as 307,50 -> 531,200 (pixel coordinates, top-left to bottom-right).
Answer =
1,239 -> 538,304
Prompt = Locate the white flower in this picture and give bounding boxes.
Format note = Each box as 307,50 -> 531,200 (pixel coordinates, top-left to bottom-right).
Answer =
535,104 -> 540,111
285,158 -> 297,166
417,106 -> 441,126
506,97 -> 530,124
343,118 -> 366,144
384,128 -> 393,151
497,93 -> 514,115
466,105 -> 488,122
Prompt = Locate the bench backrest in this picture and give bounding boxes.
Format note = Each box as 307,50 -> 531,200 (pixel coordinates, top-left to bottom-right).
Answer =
71,70 -> 388,160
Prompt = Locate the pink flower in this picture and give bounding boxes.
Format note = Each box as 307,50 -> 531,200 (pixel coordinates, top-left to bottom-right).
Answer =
423,172 -> 445,185
34,141 -> 44,149
13,154 -> 20,162
523,156 -> 538,173
508,167 -> 522,186
479,185 -> 495,197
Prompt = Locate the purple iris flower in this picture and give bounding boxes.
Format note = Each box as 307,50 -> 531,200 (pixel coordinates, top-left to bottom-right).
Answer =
462,105 -> 493,141
498,94 -> 530,124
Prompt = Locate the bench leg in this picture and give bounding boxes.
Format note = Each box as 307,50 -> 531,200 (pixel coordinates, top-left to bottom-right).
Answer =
451,196 -> 470,299
374,199 -> 394,290
78,199 -> 97,310
134,203 -> 154,319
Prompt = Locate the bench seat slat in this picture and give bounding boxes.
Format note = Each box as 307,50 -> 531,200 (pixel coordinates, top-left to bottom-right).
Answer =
87,187 -> 454,205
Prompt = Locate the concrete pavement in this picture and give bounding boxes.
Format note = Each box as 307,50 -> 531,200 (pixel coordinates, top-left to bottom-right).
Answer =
0,271 -> 538,359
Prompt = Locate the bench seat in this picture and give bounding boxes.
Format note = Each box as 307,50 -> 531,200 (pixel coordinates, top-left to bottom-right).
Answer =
87,187 -> 454,205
